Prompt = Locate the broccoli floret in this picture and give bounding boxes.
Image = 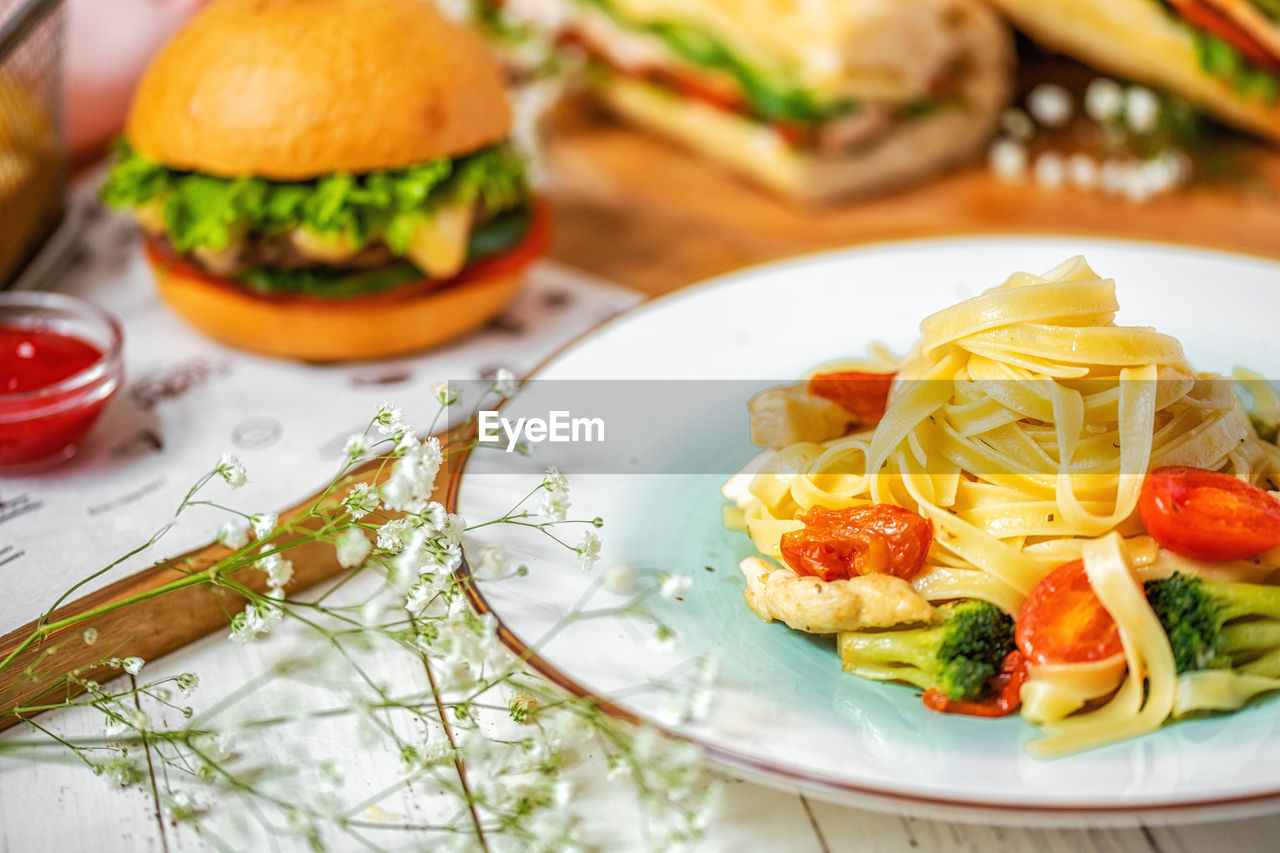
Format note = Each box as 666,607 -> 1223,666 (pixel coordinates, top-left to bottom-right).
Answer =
837,600 -> 1015,701
1145,573 -> 1280,676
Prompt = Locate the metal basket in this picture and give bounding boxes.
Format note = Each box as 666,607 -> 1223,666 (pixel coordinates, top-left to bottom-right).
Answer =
0,0 -> 64,286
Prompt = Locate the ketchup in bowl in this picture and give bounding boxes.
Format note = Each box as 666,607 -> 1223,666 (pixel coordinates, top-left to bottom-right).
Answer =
0,293 -> 124,471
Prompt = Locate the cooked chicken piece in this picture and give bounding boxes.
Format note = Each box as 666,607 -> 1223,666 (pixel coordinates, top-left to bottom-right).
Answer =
749,383 -> 855,449
739,556 -> 936,634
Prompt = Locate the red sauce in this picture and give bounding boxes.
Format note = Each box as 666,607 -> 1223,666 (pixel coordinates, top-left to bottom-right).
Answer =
0,325 -> 112,467
1,326 -> 103,392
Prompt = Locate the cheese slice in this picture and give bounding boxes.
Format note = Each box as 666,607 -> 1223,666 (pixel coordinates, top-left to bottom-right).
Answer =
404,202 -> 473,279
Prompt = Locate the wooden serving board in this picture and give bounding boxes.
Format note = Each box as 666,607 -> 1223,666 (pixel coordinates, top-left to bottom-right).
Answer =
6,58 -> 1280,723
543,98 -> 1280,297
0,465 -> 374,730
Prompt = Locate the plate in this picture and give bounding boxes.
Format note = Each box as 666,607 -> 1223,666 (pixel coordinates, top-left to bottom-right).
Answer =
449,237 -> 1280,826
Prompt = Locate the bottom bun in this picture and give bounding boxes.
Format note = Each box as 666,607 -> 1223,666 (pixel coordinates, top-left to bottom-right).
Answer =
145,198 -> 550,361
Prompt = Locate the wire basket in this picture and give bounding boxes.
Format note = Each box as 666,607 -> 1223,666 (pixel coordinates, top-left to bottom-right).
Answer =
0,0 -> 64,286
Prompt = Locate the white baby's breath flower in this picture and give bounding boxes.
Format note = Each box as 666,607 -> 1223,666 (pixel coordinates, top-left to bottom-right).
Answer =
659,573 -> 691,600
576,531 -> 601,571
543,465 -> 568,493
491,367 -> 518,397
382,438 -> 443,511
82,628 -> 98,645
228,601 -> 282,644
120,656 -> 145,676
412,501 -> 448,534
250,513 -> 277,539
257,551 -> 294,589
404,580 -> 437,616
430,543 -> 463,574
217,519 -> 249,550
541,489 -> 570,523
176,673 -> 199,695
216,453 -> 247,488
476,544 -> 508,579
433,380 -> 459,407
342,482 -> 380,519
344,433 -> 371,461
438,513 -> 466,548
603,563 -> 636,594
336,528 -> 372,569
97,754 -> 142,787
374,403 -> 403,436
420,435 -> 443,471
376,518 -> 413,552
395,429 -> 420,455
508,693 -> 538,723
540,466 -> 571,522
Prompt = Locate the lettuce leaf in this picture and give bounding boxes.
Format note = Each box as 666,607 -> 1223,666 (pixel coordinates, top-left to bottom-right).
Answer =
575,0 -> 852,124
101,142 -> 530,254
1191,29 -> 1280,104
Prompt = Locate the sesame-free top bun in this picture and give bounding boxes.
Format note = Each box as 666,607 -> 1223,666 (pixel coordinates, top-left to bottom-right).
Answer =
125,0 -> 512,179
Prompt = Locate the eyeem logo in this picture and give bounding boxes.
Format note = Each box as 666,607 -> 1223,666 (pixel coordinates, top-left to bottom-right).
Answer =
478,410 -> 605,452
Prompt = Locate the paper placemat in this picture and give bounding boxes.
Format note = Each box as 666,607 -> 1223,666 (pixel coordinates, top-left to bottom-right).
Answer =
0,187 -> 641,636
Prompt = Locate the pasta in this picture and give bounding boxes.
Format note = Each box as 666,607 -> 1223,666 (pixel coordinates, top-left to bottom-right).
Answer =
726,256 -> 1280,755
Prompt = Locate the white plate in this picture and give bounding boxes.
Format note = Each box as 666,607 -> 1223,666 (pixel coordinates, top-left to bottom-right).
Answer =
450,237 -> 1280,826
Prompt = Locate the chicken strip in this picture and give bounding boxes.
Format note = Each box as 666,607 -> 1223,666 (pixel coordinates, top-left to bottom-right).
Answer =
748,383 -> 855,449
739,556 -> 937,635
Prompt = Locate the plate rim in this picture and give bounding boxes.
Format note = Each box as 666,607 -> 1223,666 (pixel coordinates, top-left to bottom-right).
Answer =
448,235 -> 1280,820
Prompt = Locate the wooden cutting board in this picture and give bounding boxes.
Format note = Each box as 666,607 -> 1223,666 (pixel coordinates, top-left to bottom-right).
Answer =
6,59 -> 1280,723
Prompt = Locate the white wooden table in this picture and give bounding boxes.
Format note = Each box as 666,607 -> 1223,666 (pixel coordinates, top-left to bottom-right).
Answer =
3,611 -> 1279,853
3,195 -> 1279,851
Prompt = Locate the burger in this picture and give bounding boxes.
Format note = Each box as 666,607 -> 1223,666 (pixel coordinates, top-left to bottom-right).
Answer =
986,0 -> 1280,144
476,0 -> 1014,202
102,0 -> 548,361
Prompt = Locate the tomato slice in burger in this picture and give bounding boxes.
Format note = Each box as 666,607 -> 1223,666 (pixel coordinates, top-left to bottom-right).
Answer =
779,504 -> 932,581
1138,466 -> 1280,562
1017,560 -> 1123,666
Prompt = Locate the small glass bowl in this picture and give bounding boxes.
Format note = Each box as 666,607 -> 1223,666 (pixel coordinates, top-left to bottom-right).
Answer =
0,292 -> 124,473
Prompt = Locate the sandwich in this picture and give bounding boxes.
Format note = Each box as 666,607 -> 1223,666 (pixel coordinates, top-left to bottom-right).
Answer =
986,0 -> 1280,143
102,0 -> 547,361
480,0 -> 1015,202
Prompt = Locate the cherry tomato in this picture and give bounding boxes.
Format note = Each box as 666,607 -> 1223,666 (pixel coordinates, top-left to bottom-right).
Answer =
807,370 -> 895,425
1016,560 -> 1122,666
779,504 -> 932,582
923,651 -> 1027,718
1139,466 -> 1280,562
